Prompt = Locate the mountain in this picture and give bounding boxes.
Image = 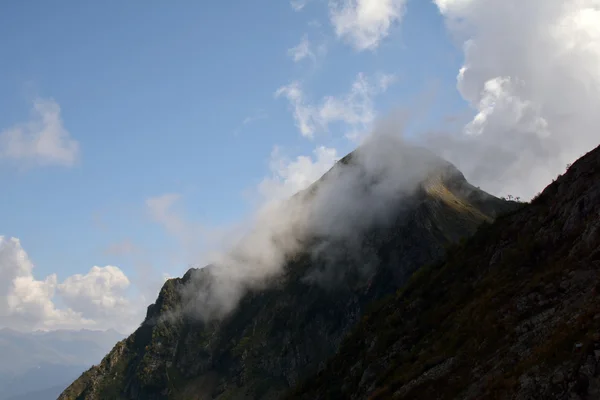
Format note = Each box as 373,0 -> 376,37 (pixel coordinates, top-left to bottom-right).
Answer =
0,329 -> 123,400
290,143 -> 600,399
59,139 -> 513,400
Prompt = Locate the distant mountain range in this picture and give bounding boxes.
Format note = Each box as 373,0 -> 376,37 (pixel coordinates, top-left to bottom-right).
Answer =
0,328 -> 124,400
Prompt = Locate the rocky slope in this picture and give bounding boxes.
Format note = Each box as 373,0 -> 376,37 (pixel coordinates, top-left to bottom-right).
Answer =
290,143 -> 600,399
59,142 -> 511,400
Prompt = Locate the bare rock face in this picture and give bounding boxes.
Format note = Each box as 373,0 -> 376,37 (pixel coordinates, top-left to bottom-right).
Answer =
291,143 -> 600,400
59,142 -> 511,400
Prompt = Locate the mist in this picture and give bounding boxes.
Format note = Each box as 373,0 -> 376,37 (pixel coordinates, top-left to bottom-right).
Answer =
178,130 -> 452,321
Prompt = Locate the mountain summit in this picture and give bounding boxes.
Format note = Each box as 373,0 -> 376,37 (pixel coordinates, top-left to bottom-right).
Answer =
59,139 -> 512,400
292,142 -> 600,399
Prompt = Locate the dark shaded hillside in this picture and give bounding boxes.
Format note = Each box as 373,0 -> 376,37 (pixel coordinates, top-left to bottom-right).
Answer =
290,143 -> 600,399
59,145 -> 511,400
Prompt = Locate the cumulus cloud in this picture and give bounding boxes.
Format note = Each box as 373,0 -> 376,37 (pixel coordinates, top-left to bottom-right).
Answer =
58,266 -> 132,321
0,236 -> 141,332
275,72 -> 396,139
329,0 -> 407,50
428,0 -> 600,199
0,98 -> 79,167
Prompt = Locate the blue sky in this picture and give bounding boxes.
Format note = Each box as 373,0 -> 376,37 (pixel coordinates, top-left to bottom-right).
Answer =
2,0 -> 596,332
0,1 -> 462,280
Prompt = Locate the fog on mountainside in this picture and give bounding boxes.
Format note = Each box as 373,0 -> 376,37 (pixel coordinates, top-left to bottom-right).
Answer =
58,130 -> 514,399
176,133 -> 491,322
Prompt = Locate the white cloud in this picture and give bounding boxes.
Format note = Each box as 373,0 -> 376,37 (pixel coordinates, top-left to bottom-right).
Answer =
291,0 -> 311,11
0,236 -> 142,333
429,0 -> 600,199
434,0 -> 474,14
58,266 -> 132,321
329,0 -> 407,50
0,98 -> 79,167
275,82 -> 317,137
259,146 -> 339,202
276,72 -> 396,139
288,35 -> 316,63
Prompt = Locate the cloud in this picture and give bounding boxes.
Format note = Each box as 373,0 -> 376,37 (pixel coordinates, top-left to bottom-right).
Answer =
58,266 -> 132,322
275,82 -> 316,137
329,0 -> 407,50
0,236 -> 142,333
0,98 -> 79,167
291,0 -> 310,11
426,0 -> 600,200
258,146 -> 339,202
288,35 -> 316,63
275,72 -> 396,139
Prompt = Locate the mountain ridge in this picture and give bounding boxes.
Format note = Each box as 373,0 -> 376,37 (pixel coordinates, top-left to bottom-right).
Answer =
290,142 -> 600,399
59,141 -> 513,400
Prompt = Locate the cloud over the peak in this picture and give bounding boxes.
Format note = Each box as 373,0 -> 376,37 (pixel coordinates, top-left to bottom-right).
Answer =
329,0 -> 407,50
259,146 -> 339,202
276,72 -> 396,139
0,98 -> 79,167
430,0 -> 600,199
0,236 -> 141,332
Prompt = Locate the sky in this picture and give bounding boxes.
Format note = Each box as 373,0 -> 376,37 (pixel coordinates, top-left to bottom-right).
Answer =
1,0 -> 599,333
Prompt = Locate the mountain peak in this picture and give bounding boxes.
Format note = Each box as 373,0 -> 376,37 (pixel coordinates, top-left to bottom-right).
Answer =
59,143 -> 513,400
292,142 -> 600,399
